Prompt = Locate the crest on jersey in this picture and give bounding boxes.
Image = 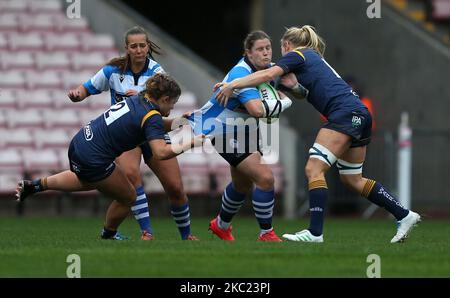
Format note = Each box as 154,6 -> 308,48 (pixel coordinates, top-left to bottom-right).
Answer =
352,115 -> 362,128
119,74 -> 125,83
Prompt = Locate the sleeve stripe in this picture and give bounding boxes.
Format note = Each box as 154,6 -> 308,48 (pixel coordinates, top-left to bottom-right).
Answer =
293,50 -> 306,61
141,110 -> 161,128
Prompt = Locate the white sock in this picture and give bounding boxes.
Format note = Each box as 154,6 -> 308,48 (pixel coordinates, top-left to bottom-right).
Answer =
259,228 -> 273,236
217,216 -> 231,230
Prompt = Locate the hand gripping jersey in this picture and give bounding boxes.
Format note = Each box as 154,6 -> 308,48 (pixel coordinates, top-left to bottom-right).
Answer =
188,57 -> 264,137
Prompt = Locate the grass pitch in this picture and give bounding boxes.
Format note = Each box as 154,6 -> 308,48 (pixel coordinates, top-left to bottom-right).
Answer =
0,216 -> 449,277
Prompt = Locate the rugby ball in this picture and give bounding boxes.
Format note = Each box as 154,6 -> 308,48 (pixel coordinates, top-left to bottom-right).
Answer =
257,82 -> 280,123
257,82 -> 280,101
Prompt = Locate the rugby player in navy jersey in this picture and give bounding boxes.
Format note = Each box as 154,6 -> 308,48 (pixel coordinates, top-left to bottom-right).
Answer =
215,25 -> 421,243
187,31 -> 307,241
17,74 -> 204,241
68,27 -> 193,240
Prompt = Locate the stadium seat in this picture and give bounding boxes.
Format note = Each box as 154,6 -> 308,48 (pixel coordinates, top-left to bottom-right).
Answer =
0,128 -> 33,149
0,13 -> 19,32
16,89 -> 53,109
0,148 -> 23,172
29,0 -> 62,13
19,13 -> 56,32
6,109 -> 44,128
0,51 -> 35,70
55,15 -> 90,33
43,109 -> 80,129
0,111 -> 7,128
52,89 -> 91,110
9,32 -> 44,51
56,148 -> 70,170
87,92 -> 111,110
34,129 -> 71,149
0,89 -> 17,109
62,70 -> 96,90
0,0 -> 28,13
0,70 -> 25,89
80,34 -> 116,51
178,153 -> 210,194
44,32 -> 80,51
22,149 -> 60,172
79,109 -> 104,126
0,33 -> 8,50
0,171 -> 22,194
71,52 -> 107,71
26,70 -> 62,89
35,52 -> 70,70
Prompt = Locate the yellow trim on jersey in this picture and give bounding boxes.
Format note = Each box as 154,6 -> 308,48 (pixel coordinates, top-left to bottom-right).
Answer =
293,50 -> 306,61
141,110 -> 161,128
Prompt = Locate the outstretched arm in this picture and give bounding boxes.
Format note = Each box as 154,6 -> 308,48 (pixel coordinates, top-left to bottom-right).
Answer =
213,66 -> 285,107
148,134 -> 206,160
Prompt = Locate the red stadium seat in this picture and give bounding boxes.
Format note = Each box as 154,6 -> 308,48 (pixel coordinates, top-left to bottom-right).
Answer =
6,109 -> 44,128
0,51 -> 35,70
44,32 -> 80,51
18,13 -> 56,32
0,89 -> 17,109
0,171 -> 22,195
0,70 -> 26,89
0,128 -> 34,149
16,89 -> 53,109
80,34 -> 116,52
35,52 -> 70,70
43,109 -> 80,129
22,149 -> 60,172
34,129 -> 71,149
26,70 -> 62,89
0,0 -> 28,13
0,13 -> 19,32
71,52 -> 107,71
9,32 -> 44,51
0,149 -> 23,172
29,0 -> 62,14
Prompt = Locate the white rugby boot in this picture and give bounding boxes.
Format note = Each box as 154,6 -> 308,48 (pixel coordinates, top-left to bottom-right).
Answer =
282,229 -> 324,243
390,211 -> 421,243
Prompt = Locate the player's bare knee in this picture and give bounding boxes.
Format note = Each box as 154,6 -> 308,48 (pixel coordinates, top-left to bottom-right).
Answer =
123,168 -> 141,187
254,170 -> 274,191
166,182 -> 186,202
233,181 -> 253,194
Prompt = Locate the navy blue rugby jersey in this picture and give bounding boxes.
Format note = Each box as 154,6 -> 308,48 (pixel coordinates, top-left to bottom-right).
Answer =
72,94 -> 166,164
276,48 -> 365,117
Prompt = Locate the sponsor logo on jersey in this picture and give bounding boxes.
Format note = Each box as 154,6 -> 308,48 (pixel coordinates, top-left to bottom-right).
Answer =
84,123 -> 93,141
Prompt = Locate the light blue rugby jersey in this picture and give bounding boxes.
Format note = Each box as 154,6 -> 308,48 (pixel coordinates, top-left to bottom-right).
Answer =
189,57 -> 263,136
83,57 -> 164,105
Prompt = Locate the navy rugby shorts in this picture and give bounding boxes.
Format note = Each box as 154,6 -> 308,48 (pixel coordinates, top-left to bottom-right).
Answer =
323,106 -> 372,148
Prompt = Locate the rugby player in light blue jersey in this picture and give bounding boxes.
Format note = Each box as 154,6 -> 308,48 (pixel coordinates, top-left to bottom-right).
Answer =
188,31 -> 307,241
17,74 -> 203,241
68,27 -> 193,240
215,25 -> 421,243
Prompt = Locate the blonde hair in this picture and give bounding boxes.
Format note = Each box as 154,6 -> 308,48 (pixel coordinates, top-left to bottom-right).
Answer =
281,25 -> 326,57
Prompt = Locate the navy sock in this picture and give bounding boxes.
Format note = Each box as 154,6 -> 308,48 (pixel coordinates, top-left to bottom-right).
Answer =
31,178 -> 47,193
308,180 -> 328,236
252,188 -> 275,230
101,227 -> 117,239
170,204 -> 191,240
131,186 -> 153,234
218,183 -> 246,224
363,180 -> 409,220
